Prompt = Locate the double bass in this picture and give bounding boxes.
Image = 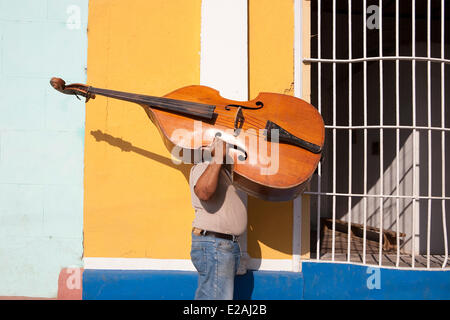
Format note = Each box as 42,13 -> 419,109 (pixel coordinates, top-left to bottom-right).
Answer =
50,77 -> 325,202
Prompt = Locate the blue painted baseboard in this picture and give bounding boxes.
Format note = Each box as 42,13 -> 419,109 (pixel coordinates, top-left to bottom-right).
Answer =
302,262 -> 450,300
82,263 -> 450,300
82,270 -> 304,300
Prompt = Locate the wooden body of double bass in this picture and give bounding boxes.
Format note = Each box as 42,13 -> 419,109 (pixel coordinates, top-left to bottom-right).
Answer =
147,85 -> 324,201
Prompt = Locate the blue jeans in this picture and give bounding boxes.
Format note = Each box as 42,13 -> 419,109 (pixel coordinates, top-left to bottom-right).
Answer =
190,232 -> 241,300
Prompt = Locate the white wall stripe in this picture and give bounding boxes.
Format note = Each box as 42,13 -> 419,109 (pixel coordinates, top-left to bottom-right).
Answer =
248,259 -> 293,272
83,258 -> 196,271
83,258 -> 293,272
294,0 -> 303,98
293,0 -> 305,272
292,196 -> 303,272
200,0 -> 248,100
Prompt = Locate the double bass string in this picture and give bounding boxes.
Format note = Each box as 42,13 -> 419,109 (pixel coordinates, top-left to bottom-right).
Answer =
154,99 -> 267,128
91,86 -> 270,128
94,88 -> 269,130
213,110 -> 266,127
143,96 -> 266,132
211,119 -> 270,141
213,118 -> 261,132
137,92 -> 269,128
157,100 -> 268,129
207,114 -> 264,132
175,102 -> 267,128
146,95 -> 268,127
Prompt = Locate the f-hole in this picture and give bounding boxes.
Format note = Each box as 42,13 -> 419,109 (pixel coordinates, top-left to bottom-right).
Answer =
225,101 -> 264,111
233,107 -> 244,136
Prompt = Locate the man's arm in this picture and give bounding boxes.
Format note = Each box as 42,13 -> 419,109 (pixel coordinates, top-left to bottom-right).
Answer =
194,139 -> 227,201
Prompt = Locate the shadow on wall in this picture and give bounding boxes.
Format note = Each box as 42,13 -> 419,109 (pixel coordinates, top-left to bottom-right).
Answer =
234,271 -> 255,300
90,130 -> 192,181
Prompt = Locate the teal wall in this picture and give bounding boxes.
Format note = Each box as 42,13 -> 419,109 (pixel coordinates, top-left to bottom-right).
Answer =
0,0 -> 88,297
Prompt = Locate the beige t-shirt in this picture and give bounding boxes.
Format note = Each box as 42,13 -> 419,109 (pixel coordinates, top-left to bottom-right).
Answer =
189,162 -> 247,236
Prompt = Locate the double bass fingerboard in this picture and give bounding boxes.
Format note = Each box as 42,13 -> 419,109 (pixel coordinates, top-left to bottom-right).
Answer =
89,87 -> 216,120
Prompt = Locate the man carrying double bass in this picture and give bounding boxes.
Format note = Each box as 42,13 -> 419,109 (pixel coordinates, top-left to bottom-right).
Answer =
189,138 -> 247,300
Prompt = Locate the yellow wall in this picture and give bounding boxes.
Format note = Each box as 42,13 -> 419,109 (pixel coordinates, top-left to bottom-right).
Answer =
85,0 -> 201,258
247,0 -> 295,259
85,0 -> 297,261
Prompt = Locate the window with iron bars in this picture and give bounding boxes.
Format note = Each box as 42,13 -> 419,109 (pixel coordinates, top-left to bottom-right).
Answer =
304,0 -> 449,269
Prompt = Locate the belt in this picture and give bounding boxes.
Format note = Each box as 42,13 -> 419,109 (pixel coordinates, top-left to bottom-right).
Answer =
192,227 -> 238,242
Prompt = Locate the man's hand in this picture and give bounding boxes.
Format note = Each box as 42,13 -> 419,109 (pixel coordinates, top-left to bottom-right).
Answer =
194,138 -> 227,201
210,137 -> 228,164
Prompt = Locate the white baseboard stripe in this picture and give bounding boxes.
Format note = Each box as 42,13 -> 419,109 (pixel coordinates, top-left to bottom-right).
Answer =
83,258 -> 293,272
